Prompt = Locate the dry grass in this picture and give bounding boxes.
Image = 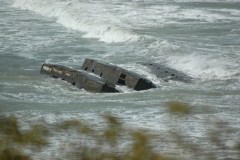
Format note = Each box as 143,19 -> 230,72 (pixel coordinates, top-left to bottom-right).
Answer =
0,101 -> 239,160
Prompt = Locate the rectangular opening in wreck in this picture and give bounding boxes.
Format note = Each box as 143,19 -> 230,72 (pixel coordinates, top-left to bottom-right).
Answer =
120,73 -> 126,79
117,73 -> 126,85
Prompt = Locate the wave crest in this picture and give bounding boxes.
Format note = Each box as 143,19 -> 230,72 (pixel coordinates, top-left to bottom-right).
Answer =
12,0 -> 140,43
166,53 -> 239,80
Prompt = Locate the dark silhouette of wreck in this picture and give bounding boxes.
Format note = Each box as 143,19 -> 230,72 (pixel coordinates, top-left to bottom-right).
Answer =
40,63 -> 119,93
40,59 -> 193,93
81,59 -> 156,91
140,63 -> 193,83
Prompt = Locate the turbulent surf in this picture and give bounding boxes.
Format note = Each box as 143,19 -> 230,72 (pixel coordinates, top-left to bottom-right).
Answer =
1,0 -> 240,159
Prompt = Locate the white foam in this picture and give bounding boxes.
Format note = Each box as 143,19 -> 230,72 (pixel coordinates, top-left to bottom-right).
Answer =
166,53 -> 239,80
82,26 -> 139,43
115,85 -> 135,93
12,0 -> 140,43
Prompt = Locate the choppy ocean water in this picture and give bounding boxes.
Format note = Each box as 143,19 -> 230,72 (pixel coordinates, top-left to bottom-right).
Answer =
1,0 -> 240,159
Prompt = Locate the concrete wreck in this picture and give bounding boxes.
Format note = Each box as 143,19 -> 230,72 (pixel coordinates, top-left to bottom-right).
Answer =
140,63 -> 193,83
40,60 -> 156,93
40,59 -> 193,93
40,63 -> 119,93
81,59 -> 156,91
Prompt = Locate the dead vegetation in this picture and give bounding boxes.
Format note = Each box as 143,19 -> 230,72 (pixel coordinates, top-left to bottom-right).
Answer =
0,102 -> 239,160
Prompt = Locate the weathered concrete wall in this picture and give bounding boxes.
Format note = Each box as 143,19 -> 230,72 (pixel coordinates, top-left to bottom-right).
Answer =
40,59 -> 193,93
81,59 -> 156,91
140,63 -> 193,83
40,63 -> 119,93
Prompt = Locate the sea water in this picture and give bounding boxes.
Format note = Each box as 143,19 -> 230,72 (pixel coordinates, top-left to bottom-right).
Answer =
0,0 -> 240,159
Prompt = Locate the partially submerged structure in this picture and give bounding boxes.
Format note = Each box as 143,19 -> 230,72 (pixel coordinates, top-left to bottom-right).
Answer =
81,59 -> 156,91
40,59 -> 193,93
40,63 -> 119,93
140,63 -> 193,83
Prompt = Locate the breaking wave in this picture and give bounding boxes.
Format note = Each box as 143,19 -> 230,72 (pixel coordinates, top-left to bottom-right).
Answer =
12,0 -> 140,43
11,0 -> 240,81
165,53 -> 239,80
